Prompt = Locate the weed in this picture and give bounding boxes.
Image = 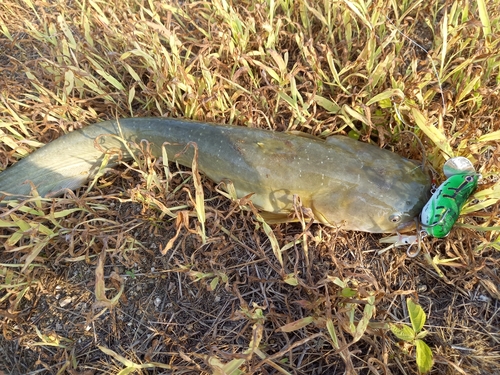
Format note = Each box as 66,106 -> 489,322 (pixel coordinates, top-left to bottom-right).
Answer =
390,299 -> 434,374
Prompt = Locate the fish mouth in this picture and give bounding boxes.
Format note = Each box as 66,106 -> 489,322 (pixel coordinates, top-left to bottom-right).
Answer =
396,220 -> 418,233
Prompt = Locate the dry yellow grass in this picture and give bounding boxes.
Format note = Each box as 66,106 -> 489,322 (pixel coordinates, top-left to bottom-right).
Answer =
1,0 -> 499,374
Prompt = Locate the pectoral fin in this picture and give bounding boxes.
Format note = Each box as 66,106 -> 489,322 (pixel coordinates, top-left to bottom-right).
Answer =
258,211 -> 300,224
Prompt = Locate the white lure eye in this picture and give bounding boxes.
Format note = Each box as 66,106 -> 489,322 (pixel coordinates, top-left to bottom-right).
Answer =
389,214 -> 402,223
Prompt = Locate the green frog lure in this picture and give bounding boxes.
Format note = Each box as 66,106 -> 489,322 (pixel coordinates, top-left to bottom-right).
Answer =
420,157 -> 479,238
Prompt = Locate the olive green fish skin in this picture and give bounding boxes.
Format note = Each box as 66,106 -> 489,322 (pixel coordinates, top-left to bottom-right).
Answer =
0,118 -> 431,233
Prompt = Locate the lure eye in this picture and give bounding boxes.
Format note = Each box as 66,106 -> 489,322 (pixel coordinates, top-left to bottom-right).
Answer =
465,175 -> 474,182
389,214 -> 402,223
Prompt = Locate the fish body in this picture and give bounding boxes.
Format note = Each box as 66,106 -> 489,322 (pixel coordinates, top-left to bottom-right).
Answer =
0,118 -> 431,233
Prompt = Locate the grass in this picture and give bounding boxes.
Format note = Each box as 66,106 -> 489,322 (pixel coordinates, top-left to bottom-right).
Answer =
1,0 -> 499,374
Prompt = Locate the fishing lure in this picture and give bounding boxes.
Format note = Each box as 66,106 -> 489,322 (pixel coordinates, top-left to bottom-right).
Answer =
378,232 -> 421,257
420,172 -> 479,238
442,156 -> 476,178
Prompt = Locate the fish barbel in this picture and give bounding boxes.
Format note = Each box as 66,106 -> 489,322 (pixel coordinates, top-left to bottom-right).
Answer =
0,118 -> 431,233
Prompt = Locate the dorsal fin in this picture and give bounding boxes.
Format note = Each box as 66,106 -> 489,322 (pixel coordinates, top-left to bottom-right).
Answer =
285,131 -> 325,141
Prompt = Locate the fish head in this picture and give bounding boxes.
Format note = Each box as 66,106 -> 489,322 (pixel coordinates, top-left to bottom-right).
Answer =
312,192 -> 427,233
311,162 -> 432,233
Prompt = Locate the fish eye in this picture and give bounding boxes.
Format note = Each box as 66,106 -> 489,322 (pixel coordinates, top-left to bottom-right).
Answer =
389,214 -> 402,223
